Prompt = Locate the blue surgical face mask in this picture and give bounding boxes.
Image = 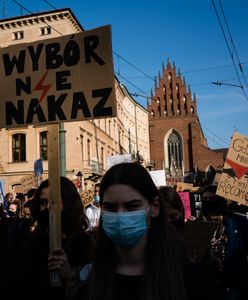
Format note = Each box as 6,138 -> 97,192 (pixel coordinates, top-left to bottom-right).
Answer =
94,195 -> 100,203
102,209 -> 148,248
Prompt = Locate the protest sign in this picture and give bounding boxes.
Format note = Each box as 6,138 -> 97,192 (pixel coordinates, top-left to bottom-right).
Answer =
20,174 -> 35,193
178,192 -> 191,220
0,25 -> 116,128
189,192 -> 202,218
106,153 -> 132,170
149,170 -> 166,187
216,132 -> 248,206
176,182 -> 194,192
81,189 -> 94,207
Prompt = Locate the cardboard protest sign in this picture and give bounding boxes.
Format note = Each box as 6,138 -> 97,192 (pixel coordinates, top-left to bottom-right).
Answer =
14,185 -> 24,194
176,182 -> 194,192
189,192 -> 202,218
0,25 -> 116,128
106,153 -> 132,170
81,189 -> 94,207
149,170 -> 166,187
178,192 -> 191,220
20,174 -> 35,193
216,132 -> 248,206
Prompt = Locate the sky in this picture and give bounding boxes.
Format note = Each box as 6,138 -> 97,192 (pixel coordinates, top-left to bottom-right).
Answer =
4,0 -> 248,149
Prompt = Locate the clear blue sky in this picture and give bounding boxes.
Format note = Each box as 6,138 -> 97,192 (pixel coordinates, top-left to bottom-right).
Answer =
5,0 -> 248,149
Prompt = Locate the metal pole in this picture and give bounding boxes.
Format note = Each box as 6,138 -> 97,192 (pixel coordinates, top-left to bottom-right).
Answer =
128,128 -> 131,154
134,104 -> 138,152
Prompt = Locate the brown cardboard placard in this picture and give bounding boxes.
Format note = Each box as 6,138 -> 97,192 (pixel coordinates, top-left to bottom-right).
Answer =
216,132 -> 248,206
0,25 -> 116,129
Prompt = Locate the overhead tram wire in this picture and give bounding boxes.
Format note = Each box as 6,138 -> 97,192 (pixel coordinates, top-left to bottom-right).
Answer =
42,0 -> 57,10
211,0 -> 248,102
114,72 -> 150,98
113,72 -> 231,147
217,0 -> 248,90
128,91 -> 228,149
113,51 -> 155,83
11,0 -> 63,36
11,0 -> 230,149
112,52 -> 233,148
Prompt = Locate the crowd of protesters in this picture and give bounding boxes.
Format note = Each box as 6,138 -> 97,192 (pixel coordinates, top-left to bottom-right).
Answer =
0,162 -> 248,300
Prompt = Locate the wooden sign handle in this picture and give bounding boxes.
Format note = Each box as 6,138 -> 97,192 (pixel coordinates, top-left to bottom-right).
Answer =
48,124 -> 62,287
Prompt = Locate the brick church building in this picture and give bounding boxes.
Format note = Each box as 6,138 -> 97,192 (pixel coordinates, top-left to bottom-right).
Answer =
148,59 -> 227,181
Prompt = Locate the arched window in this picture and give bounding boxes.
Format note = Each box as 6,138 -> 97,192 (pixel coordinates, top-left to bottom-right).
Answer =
163,84 -> 166,94
87,139 -> 91,164
167,130 -> 182,172
80,135 -> 84,163
190,105 -> 194,114
100,147 -> 104,170
40,131 -> 48,160
12,133 -> 26,162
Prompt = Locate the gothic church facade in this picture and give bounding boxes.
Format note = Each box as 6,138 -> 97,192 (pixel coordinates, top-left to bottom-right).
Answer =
148,60 -> 226,179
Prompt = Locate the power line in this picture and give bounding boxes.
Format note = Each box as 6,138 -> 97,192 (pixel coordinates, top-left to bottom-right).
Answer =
217,0 -> 248,90
42,0 -> 57,10
113,51 -> 155,83
115,72 -> 150,98
11,0 -> 63,36
211,0 -> 248,102
130,92 -> 228,148
8,1 -> 232,149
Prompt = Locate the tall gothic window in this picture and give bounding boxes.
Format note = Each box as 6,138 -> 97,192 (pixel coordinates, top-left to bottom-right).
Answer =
167,130 -> 182,171
101,147 -> 104,170
87,139 -> 91,164
80,135 -> 84,164
12,133 -> 26,162
40,131 -> 48,160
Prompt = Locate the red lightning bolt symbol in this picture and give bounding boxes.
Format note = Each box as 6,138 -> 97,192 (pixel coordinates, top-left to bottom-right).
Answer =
34,70 -> 52,103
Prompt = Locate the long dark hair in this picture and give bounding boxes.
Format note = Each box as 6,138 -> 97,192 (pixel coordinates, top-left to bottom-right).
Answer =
89,163 -> 187,300
32,177 -> 88,237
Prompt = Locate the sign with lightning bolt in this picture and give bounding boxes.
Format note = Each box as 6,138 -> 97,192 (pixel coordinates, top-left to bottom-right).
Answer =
0,25 -> 116,128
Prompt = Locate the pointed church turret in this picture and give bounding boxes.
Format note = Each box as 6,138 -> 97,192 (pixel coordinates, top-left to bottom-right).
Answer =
158,70 -> 161,82
193,93 -> 196,102
150,88 -> 153,98
162,61 -> 165,72
173,60 -> 176,70
149,58 -> 199,120
154,77 -> 157,91
188,85 -> 191,95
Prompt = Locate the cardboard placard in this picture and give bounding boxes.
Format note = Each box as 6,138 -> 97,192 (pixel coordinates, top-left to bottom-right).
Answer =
149,170 -> 166,187
81,189 -> 94,207
178,192 -> 191,220
216,132 -> 248,206
106,153 -> 132,170
176,182 -> 194,192
0,25 -> 116,128
20,174 -> 35,193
